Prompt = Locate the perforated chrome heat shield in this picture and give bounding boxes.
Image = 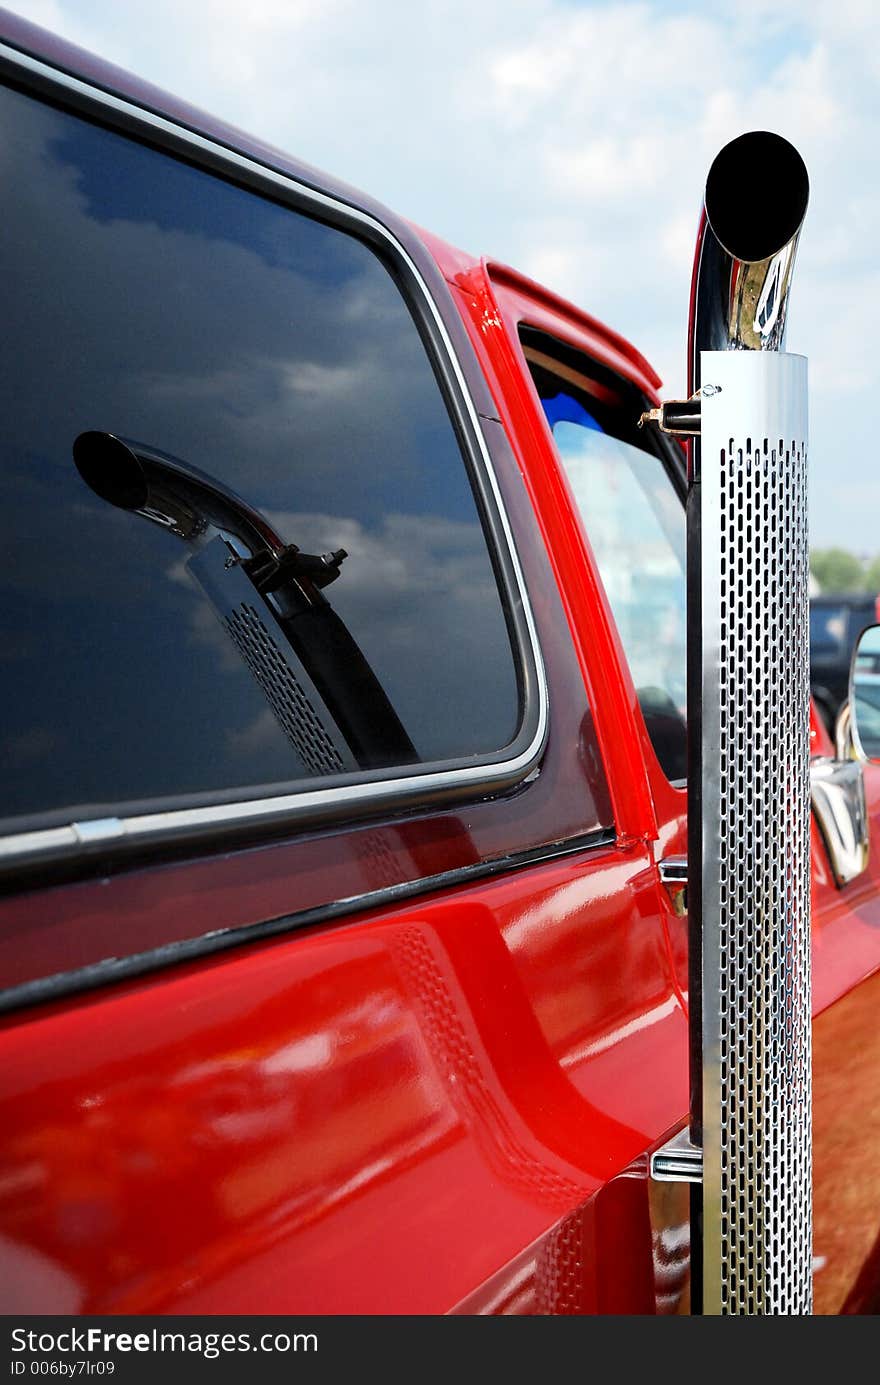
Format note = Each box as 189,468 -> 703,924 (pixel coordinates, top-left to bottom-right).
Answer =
698,350 -> 812,1314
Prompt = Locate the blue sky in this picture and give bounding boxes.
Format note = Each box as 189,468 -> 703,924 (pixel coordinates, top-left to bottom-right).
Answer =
9,0 -> 880,551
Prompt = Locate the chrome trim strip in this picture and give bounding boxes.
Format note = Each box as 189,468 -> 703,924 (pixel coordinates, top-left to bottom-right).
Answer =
0,41 -> 549,871
0,828 -> 616,1016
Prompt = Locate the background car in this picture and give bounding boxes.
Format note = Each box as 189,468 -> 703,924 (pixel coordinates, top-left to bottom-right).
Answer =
810,592 -> 880,732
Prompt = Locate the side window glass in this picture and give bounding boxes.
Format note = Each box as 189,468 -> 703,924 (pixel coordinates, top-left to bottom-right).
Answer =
525,346 -> 687,782
0,83 -> 523,832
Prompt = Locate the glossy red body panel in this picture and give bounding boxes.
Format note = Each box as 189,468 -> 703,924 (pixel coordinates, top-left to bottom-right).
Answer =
0,845 -> 687,1313
811,761 -> 880,1312
1,7 -> 879,1317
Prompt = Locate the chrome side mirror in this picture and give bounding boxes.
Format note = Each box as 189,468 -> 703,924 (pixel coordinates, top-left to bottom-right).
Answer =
849,622 -> 880,762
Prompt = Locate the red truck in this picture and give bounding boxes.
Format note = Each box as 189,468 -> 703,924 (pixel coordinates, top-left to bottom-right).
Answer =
1,8 -> 878,1316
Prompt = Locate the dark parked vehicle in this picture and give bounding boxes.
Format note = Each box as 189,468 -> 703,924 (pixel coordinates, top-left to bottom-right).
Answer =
810,592 -> 880,732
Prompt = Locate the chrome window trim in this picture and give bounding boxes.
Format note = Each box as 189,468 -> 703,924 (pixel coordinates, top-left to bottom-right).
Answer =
0,41 -> 549,873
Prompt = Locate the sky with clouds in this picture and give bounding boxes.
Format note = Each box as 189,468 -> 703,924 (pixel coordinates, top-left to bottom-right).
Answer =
8,0 -> 880,551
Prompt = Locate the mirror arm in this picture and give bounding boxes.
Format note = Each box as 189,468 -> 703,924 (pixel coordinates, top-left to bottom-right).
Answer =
834,699 -> 855,762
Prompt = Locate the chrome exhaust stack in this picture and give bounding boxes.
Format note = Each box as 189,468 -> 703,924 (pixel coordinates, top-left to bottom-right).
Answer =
649,132 -> 812,1314
692,132 -> 811,1315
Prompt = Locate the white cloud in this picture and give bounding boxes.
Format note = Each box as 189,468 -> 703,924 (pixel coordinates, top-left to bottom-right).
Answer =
6,0 -> 880,547
12,0 -> 63,28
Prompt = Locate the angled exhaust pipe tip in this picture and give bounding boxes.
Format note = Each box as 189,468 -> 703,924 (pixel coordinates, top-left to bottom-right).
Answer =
704,130 -> 809,263
689,131 -> 809,390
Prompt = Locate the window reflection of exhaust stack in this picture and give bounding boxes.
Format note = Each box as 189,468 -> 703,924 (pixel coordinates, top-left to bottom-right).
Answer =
73,431 -> 418,777
690,134 -> 811,1316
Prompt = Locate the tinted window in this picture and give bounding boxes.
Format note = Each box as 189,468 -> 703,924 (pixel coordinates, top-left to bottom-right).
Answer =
525,344 -> 687,782
552,418 -> 686,779
0,84 -> 521,828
